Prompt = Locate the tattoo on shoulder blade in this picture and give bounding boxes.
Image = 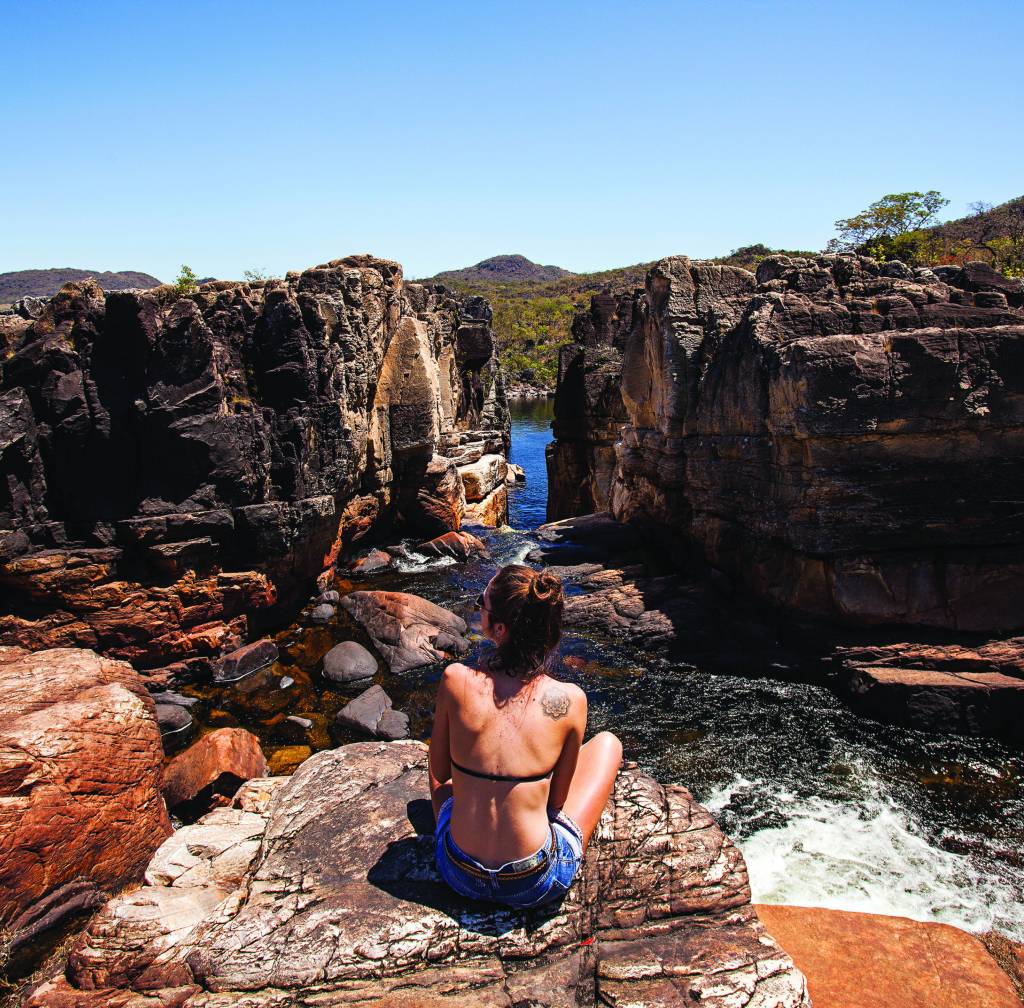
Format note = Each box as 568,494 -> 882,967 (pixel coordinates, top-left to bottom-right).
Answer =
541,687 -> 570,721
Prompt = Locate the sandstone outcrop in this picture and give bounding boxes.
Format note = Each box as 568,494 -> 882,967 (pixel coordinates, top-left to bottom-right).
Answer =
756,905 -> 1023,1008
339,590 -> 470,673
0,646 -> 171,961
0,260 -> 509,674
548,255 -> 1024,632
25,741 -> 809,1007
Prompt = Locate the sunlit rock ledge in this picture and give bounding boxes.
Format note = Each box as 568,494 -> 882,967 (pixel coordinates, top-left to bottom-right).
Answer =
25,740 -> 810,1008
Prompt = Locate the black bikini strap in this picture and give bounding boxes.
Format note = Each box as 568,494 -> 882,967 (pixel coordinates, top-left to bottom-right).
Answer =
451,757 -> 552,783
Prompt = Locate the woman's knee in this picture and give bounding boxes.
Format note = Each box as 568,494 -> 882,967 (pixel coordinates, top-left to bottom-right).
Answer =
593,731 -> 623,765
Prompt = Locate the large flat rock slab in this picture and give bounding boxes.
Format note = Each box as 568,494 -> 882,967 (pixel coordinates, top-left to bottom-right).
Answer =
27,742 -> 809,1007
756,904 -> 1022,1008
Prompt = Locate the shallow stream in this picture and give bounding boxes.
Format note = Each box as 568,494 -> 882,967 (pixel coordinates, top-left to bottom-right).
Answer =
182,397 -> 1024,940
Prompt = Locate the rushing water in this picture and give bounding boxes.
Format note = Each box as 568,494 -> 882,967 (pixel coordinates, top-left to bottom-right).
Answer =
181,396 -> 1024,941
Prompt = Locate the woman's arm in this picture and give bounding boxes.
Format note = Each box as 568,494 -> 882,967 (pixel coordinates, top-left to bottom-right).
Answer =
429,664 -> 457,820
546,684 -> 586,815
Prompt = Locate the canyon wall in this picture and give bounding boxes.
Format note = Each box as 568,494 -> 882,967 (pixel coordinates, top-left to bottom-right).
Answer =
548,256 -> 1024,632
0,258 -> 509,675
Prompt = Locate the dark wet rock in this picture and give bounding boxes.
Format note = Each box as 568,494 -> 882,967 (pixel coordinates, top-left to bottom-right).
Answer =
0,261 -> 509,669
416,529 -> 489,560
322,639 -> 378,684
217,639 -> 278,682
0,647 -> 170,963
310,603 -> 335,624
24,742 -> 808,1007
161,727 -> 267,810
339,590 -> 470,673
548,255 -> 1024,632
335,684 -> 409,740
155,702 -> 193,735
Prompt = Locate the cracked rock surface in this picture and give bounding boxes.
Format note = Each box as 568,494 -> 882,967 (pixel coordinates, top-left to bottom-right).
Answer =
26,741 -> 809,1007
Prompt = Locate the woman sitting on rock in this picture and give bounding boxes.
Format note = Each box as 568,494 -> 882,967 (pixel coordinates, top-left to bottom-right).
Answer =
430,564 -> 622,907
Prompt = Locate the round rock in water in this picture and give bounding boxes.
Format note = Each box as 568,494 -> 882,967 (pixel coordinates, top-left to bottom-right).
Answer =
311,603 -> 336,624
323,641 -> 378,684
317,590 -> 341,605
155,703 -> 193,735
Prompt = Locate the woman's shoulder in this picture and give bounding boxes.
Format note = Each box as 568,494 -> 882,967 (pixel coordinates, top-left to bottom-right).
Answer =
441,660 -> 477,685
534,676 -> 586,722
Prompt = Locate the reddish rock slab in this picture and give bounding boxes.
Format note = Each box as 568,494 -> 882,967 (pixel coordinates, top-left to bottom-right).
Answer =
416,529 -> 488,560
757,905 -> 1022,1008
464,483 -> 508,526
0,646 -> 171,958
216,638 -> 278,682
339,590 -> 470,673
161,727 -> 268,809
844,663 -> 1024,739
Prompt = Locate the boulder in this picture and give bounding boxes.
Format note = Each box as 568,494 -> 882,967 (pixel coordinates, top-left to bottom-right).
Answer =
316,589 -> 341,604
24,742 -> 809,1008
155,701 -> 194,736
351,547 -> 392,572
322,639 -> 378,684
161,727 -> 268,809
464,483 -> 509,526
398,453 -> 466,538
310,603 -> 335,624
216,638 -> 278,682
335,684 -> 410,740
506,461 -> 526,484
0,647 -> 171,961
339,590 -> 470,673
756,905 -> 1022,1008
416,529 -> 489,561
458,453 -> 508,502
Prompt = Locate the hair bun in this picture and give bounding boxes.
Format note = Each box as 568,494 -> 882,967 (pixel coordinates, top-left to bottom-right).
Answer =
530,569 -> 563,604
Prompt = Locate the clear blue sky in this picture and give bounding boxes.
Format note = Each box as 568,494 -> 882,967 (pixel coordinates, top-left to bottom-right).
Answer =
2,0 -> 1021,282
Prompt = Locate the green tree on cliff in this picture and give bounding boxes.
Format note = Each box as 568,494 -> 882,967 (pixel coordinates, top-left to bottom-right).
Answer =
826,191 -> 949,263
173,264 -> 198,294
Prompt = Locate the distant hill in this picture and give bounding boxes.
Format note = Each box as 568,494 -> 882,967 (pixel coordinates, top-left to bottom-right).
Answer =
0,268 -> 162,304
427,254 -> 574,286
925,195 -> 1024,250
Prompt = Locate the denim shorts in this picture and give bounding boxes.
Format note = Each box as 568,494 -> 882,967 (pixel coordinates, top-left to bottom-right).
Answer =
434,797 -> 583,908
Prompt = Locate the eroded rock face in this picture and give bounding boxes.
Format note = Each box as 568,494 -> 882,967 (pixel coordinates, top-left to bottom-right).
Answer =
549,255 -> 1024,632
0,261 -> 509,672
26,741 -> 809,1008
0,646 -> 171,960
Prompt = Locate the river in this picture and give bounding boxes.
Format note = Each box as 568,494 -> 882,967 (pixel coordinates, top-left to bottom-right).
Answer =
183,397 -> 1024,941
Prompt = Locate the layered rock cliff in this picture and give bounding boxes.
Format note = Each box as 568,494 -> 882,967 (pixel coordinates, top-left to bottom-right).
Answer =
0,259 -> 509,675
548,256 -> 1024,632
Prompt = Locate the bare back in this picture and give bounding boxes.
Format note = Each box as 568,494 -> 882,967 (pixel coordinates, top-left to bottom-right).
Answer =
430,661 -> 586,866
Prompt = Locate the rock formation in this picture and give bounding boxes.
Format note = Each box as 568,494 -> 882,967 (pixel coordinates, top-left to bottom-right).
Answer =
0,259 -> 509,678
0,646 -> 171,962
548,256 -> 1024,633
547,292 -> 633,519
25,740 -> 809,1007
